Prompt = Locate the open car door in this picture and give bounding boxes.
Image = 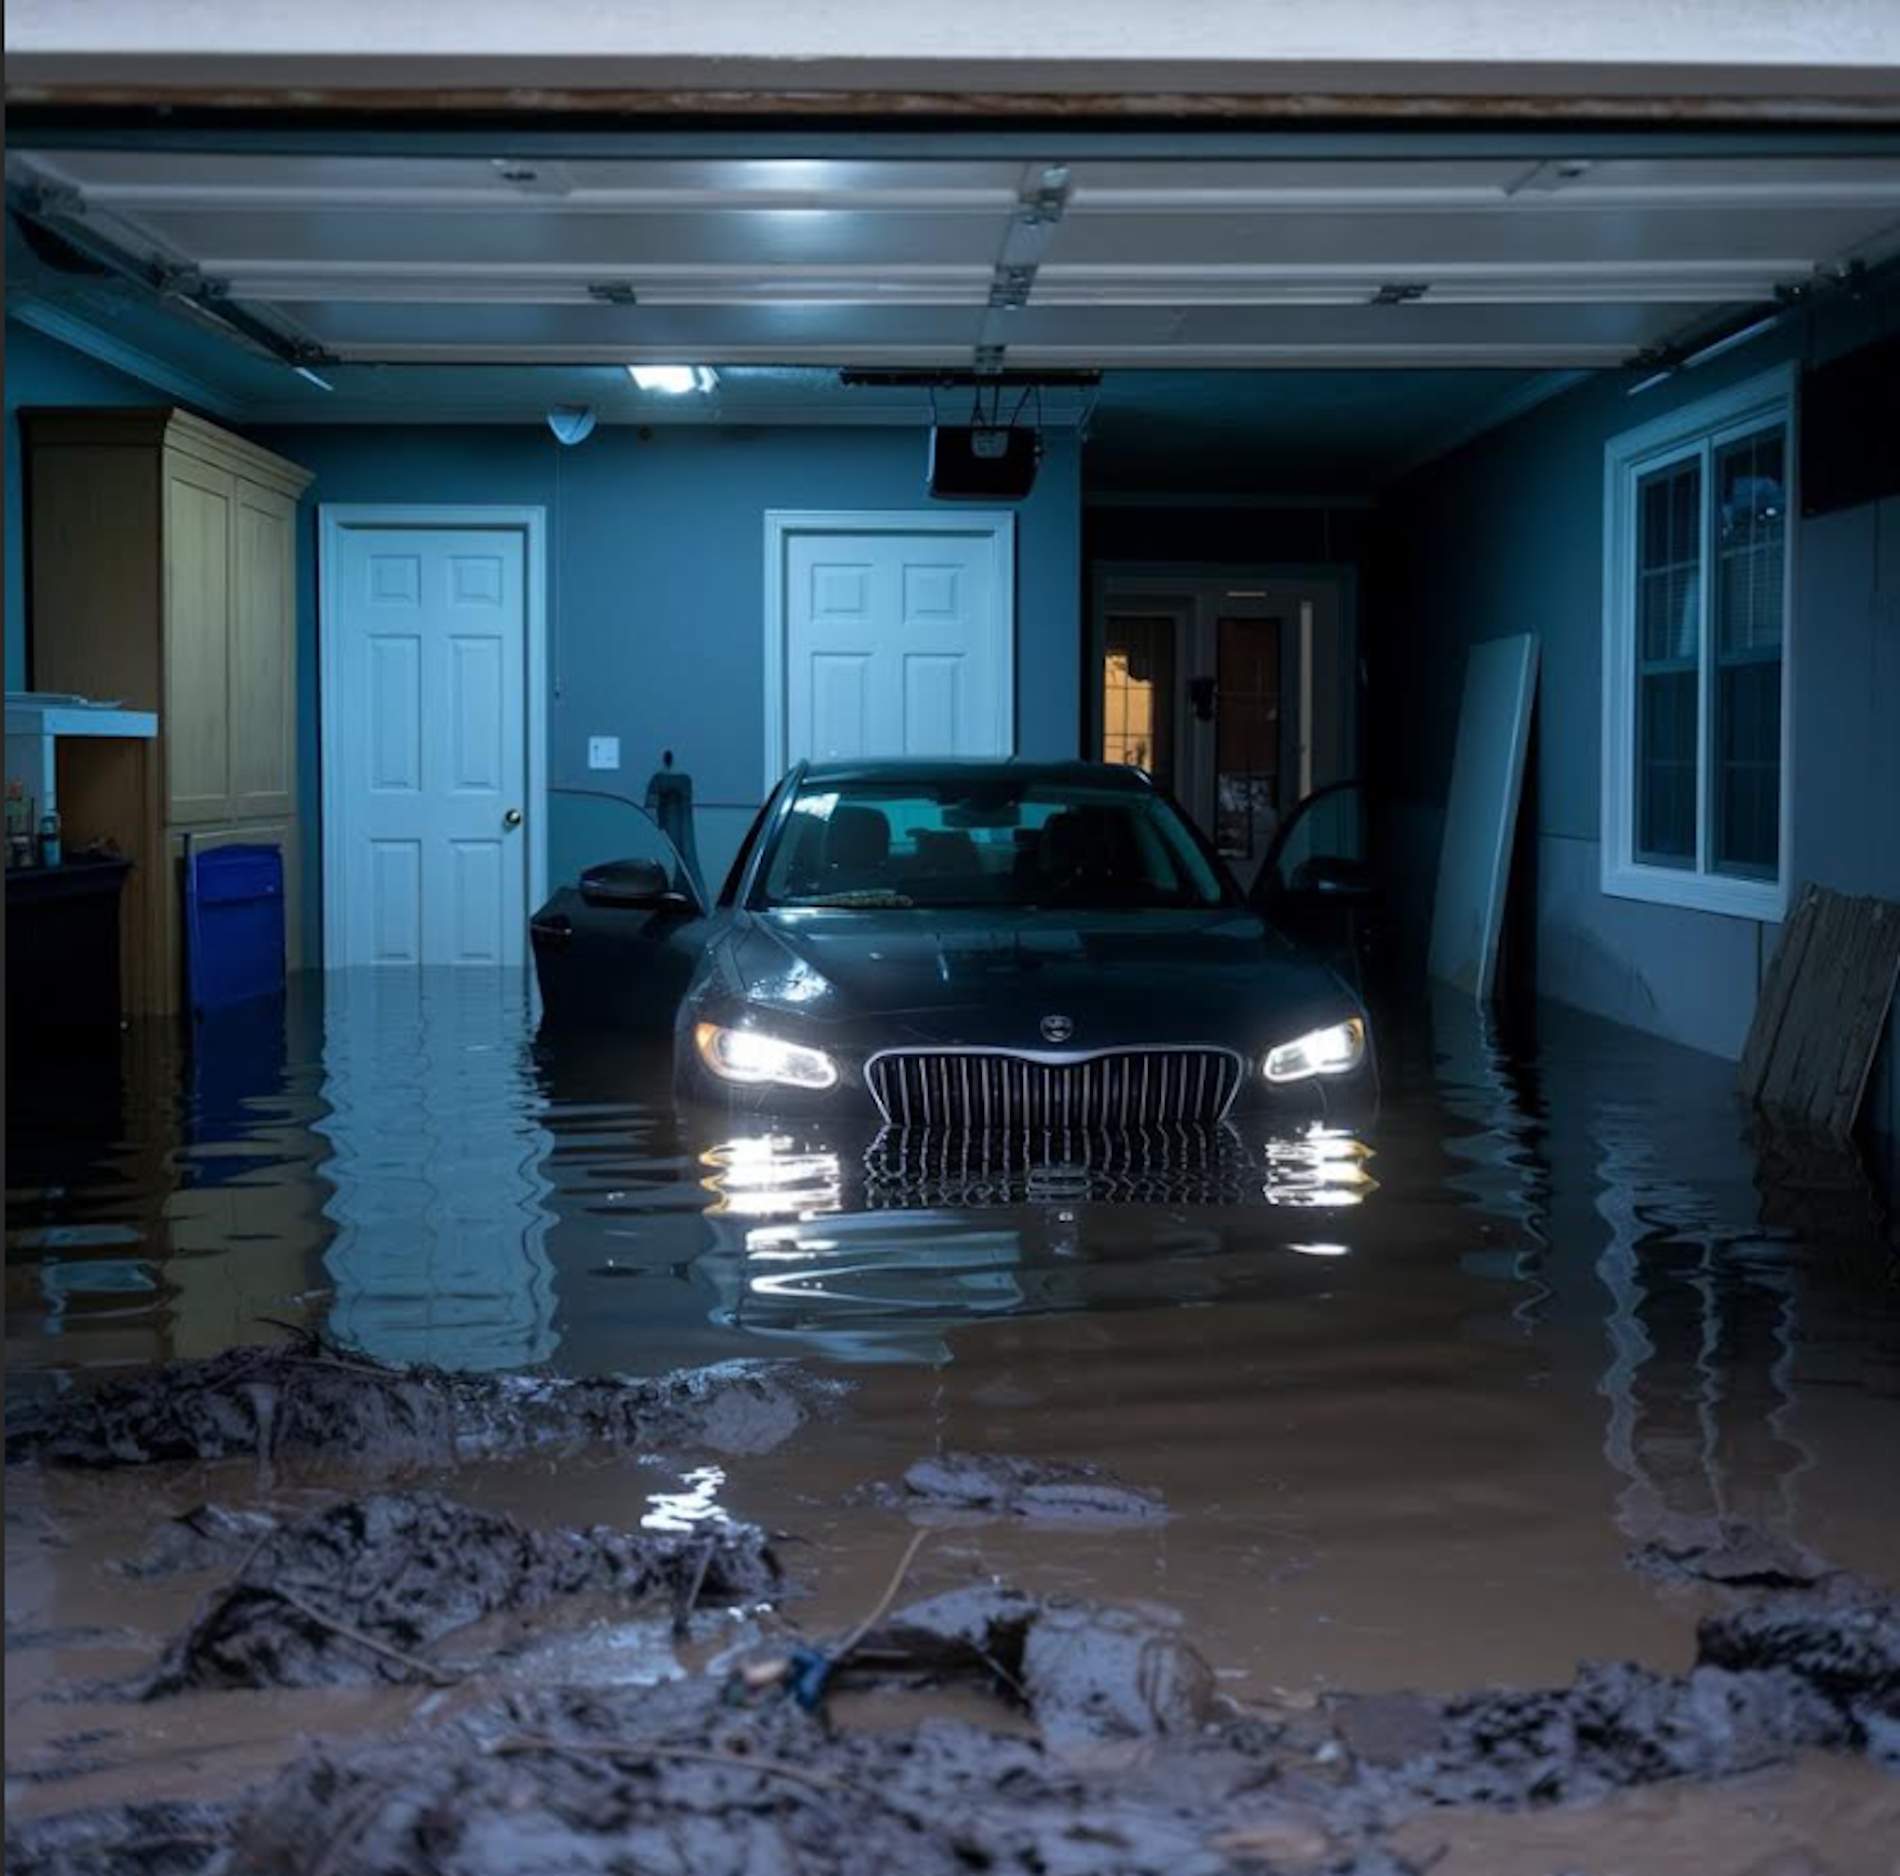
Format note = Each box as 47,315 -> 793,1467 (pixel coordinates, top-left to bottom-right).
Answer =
529,788 -> 713,1032
1250,779 -> 1381,984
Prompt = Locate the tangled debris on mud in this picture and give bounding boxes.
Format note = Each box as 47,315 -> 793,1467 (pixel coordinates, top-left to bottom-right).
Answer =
11,1563 -> 1898,1875
4,1339 -> 839,1471
142,1490 -> 780,1695
844,1583 -> 1217,1745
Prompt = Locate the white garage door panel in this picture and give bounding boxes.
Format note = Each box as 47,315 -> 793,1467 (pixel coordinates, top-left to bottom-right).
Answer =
779,520 -> 1011,772
19,147 -> 1900,373
331,523 -> 528,966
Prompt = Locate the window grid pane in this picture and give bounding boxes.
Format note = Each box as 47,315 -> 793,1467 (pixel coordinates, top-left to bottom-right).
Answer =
1634,456 -> 1702,867
1712,426 -> 1785,878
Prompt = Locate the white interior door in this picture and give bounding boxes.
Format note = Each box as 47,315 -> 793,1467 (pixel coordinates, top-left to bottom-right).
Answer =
327,522 -> 529,966
774,515 -> 1013,773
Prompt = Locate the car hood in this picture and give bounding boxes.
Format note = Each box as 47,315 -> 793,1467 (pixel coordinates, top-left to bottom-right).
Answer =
717,908 -> 1356,1052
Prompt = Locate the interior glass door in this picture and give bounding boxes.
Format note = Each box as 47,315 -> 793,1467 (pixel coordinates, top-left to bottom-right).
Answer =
1096,574 -> 1351,886
1213,610 -> 1284,872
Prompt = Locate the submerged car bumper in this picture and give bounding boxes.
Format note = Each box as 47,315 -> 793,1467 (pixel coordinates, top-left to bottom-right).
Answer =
676,1030 -> 1377,1132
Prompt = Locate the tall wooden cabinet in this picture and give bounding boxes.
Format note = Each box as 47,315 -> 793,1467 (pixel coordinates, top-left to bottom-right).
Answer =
23,409 -> 313,1015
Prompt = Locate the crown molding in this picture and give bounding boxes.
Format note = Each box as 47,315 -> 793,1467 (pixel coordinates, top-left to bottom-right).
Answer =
6,297 -> 247,420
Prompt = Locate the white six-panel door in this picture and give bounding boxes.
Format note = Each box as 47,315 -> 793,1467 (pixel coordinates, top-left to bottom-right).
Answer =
325,519 -> 533,967
768,512 -> 1014,777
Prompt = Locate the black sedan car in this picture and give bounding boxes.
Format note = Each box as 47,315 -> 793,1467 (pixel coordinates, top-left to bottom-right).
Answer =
530,760 -> 1375,1130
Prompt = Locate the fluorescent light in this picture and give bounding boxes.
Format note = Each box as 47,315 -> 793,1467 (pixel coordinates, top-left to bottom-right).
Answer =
1682,311 -> 1784,371
628,365 -> 718,394
1626,368 -> 1674,398
293,365 -> 334,391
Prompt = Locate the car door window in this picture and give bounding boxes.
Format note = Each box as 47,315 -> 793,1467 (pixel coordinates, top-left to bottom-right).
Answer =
718,793 -> 777,908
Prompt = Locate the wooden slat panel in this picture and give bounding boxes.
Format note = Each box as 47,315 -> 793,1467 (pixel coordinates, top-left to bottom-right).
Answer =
1741,882 -> 1900,1138
1823,900 -> 1900,1139
1738,881 -> 1817,1101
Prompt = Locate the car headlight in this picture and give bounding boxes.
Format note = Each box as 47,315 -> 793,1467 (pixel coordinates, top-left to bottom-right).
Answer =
694,1022 -> 839,1092
1263,1017 -> 1367,1084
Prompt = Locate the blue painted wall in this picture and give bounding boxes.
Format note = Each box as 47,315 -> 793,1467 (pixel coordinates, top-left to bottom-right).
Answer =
247,421 -> 1082,953
7,328 -> 1081,966
1376,289 -> 1900,1136
4,320 -> 186,690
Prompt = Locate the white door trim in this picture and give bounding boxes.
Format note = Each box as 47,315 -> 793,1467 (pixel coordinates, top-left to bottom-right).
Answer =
318,503 -> 548,969
762,507 -> 1016,789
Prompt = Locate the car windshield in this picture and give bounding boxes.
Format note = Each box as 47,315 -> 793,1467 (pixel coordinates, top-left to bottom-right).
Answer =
757,776 -> 1233,911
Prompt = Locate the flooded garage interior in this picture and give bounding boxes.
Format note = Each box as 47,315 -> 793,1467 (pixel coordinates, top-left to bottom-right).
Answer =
8,970 -> 1899,1869
7,39 -> 1900,1872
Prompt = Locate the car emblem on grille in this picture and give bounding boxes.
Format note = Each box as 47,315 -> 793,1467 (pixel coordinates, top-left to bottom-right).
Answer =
1040,1014 -> 1075,1044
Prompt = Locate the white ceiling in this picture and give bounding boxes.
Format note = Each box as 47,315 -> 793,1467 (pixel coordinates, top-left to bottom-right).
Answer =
11,148 -> 1900,371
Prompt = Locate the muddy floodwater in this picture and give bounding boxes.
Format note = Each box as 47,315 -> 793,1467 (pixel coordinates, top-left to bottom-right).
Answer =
7,969 -> 1899,1873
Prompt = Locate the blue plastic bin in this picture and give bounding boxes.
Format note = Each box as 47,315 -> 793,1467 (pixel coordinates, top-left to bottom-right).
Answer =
185,841 -> 286,1014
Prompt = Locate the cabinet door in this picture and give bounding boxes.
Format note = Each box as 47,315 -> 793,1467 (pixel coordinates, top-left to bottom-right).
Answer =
164,455 -> 235,824
229,481 -> 297,820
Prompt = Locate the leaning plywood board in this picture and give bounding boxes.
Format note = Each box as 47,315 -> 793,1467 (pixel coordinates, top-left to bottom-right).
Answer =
1740,884 -> 1900,1138
1428,634 -> 1539,1002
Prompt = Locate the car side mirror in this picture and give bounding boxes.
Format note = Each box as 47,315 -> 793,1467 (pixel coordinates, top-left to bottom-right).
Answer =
578,858 -> 697,913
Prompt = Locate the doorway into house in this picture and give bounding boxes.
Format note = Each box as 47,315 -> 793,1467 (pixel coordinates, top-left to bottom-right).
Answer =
1090,571 -> 1354,892
320,506 -> 547,968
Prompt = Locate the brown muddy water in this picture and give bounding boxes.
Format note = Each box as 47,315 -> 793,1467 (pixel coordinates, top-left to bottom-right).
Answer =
7,968 -> 1900,1872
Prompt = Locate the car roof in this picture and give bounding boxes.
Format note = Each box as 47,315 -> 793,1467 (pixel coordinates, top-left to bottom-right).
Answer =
792,758 -> 1150,790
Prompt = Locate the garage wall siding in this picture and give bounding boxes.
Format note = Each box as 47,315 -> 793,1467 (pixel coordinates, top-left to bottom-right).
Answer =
1375,289 -> 1900,1137
250,421 -> 1082,954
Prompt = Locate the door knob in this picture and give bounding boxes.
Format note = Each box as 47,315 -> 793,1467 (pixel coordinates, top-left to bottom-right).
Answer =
503,807 -> 523,829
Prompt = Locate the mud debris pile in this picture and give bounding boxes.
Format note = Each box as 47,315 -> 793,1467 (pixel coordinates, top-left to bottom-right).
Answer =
7,1348 -> 1899,1876
845,1583 -> 1217,1744
858,1452 -> 1170,1526
5,1340 -> 838,1471
143,1490 -> 780,1695
17,1574 -> 1899,1876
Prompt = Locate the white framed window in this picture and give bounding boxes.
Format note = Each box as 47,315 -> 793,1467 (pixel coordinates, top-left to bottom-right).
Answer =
1601,363 -> 1795,921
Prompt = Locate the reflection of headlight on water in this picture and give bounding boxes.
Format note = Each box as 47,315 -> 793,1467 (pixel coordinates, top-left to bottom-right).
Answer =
733,1215 -> 1026,1314
700,1135 -> 842,1218
1262,1123 -> 1377,1207
641,1464 -> 729,1532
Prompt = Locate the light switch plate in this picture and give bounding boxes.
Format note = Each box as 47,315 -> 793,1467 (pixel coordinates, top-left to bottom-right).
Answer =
587,735 -> 621,772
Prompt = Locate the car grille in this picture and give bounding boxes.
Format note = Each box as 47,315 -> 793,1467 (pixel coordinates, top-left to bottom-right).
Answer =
864,1048 -> 1244,1131
862,1124 -> 1260,1206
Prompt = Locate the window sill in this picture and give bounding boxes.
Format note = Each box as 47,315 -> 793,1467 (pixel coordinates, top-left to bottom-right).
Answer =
1601,857 -> 1787,923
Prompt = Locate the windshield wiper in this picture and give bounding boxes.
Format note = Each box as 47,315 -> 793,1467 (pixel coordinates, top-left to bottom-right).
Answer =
788,889 -> 917,909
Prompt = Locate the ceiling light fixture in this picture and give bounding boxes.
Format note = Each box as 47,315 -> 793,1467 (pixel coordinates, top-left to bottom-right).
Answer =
546,405 -> 598,446
628,365 -> 718,394
292,365 -> 335,392
1680,310 -> 1786,371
